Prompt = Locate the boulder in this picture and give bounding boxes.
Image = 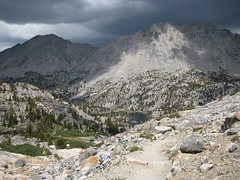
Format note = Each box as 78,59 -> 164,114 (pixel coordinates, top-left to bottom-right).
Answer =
180,135 -> 204,153
229,144 -> 238,153
234,151 -> 240,159
79,147 -> 97,162
165,172 -> 173,180
154,126 -> 172,134
220,116 -> 239,133
227,129 -> 238,136
110,144 -> 122,158
142,123 -> 151,130
126,156 -> 148,166
200,163 -> 213,173
15,159 -> 26,167
80,154 -> 100,171
56,148 -> 83,159
84,147 -> 97,157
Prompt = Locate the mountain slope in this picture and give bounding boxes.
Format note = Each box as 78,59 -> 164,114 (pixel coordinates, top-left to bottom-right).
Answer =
78,69 -> 240,114
0,21 -> 239,90
78,21 -> 240,83
0,34 -> 98,77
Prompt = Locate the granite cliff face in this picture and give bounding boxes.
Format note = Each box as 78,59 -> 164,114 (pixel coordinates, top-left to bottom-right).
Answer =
77,20 -> 240,83
70,21 -> 240,113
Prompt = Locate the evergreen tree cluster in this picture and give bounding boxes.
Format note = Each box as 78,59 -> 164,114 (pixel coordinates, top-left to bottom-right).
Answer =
3,106 -> 18,127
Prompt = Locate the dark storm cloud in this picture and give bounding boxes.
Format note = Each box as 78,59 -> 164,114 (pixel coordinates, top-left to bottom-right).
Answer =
0,0 -> 90,24
0,0 -> 240,51
86,0 -> 240,37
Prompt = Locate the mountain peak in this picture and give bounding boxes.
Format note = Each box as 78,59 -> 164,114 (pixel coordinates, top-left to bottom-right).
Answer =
149,22 -> 173,33
27,34 -> 69,46
0,33 -> 98,77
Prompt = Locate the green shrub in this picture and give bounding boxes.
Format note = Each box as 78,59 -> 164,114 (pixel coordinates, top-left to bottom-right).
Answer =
170,125 -> 176,130
0,141 -> 51,156
67,139 -> 95,149
55,138 -> 66,149
130,146 -> 142,152
230,90 -> 240,96
156,115 -> 167,121
169,113 -> 181,118
183,105 -> 196,111
140,132 -> 155,141
167,149 -> 178,159
55,129 -> 96,137
54,154 -> 61,160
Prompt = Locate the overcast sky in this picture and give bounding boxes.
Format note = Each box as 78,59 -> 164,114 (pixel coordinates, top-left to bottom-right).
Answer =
0,0 -> 240,51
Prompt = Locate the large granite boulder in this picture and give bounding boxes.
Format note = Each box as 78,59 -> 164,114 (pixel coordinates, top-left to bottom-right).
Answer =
180,135 -> 204,153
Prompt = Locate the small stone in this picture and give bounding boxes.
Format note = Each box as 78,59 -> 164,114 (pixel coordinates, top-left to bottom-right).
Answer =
154,126 -> 172,134
209,142 -> 218,151
65,175 -> 73,180
165,172 -> 173,180
229,144 -> 238,153
238,137 -> 240,143
79,176 -> 87,180
102,159 -> 112,169
180,135 -> 204,153
55,174 -> 69,180
200,163 -> 213,173
15,159 -> 26,167
201,156 -> 208,164
227,129 -> 238,136
142,123 -> 151,130
3,163 -> 8,169
193,126 -> 203,132
234,151 -> 240,159
31,175 -> 46,180
172,165 -> 183,173
110,145 -> 122,158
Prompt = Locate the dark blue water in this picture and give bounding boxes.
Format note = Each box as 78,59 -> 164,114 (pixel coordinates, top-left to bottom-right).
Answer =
128,112 -> 148,126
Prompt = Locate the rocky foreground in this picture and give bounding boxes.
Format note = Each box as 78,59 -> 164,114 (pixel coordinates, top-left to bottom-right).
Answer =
1,92 -> 240,180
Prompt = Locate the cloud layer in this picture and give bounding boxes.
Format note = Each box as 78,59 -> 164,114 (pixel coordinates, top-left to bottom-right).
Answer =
0,0 -> 240,51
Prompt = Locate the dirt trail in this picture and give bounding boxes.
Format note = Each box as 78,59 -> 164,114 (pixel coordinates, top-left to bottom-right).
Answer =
126,138 -> 172,180
89,135 -> 175,180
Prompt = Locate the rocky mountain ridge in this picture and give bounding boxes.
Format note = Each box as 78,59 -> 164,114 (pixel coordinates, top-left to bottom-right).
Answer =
80,20 -> 240,84
0,21 -> 240,90
76,69 -> 240,114
0,34 -> 98,77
